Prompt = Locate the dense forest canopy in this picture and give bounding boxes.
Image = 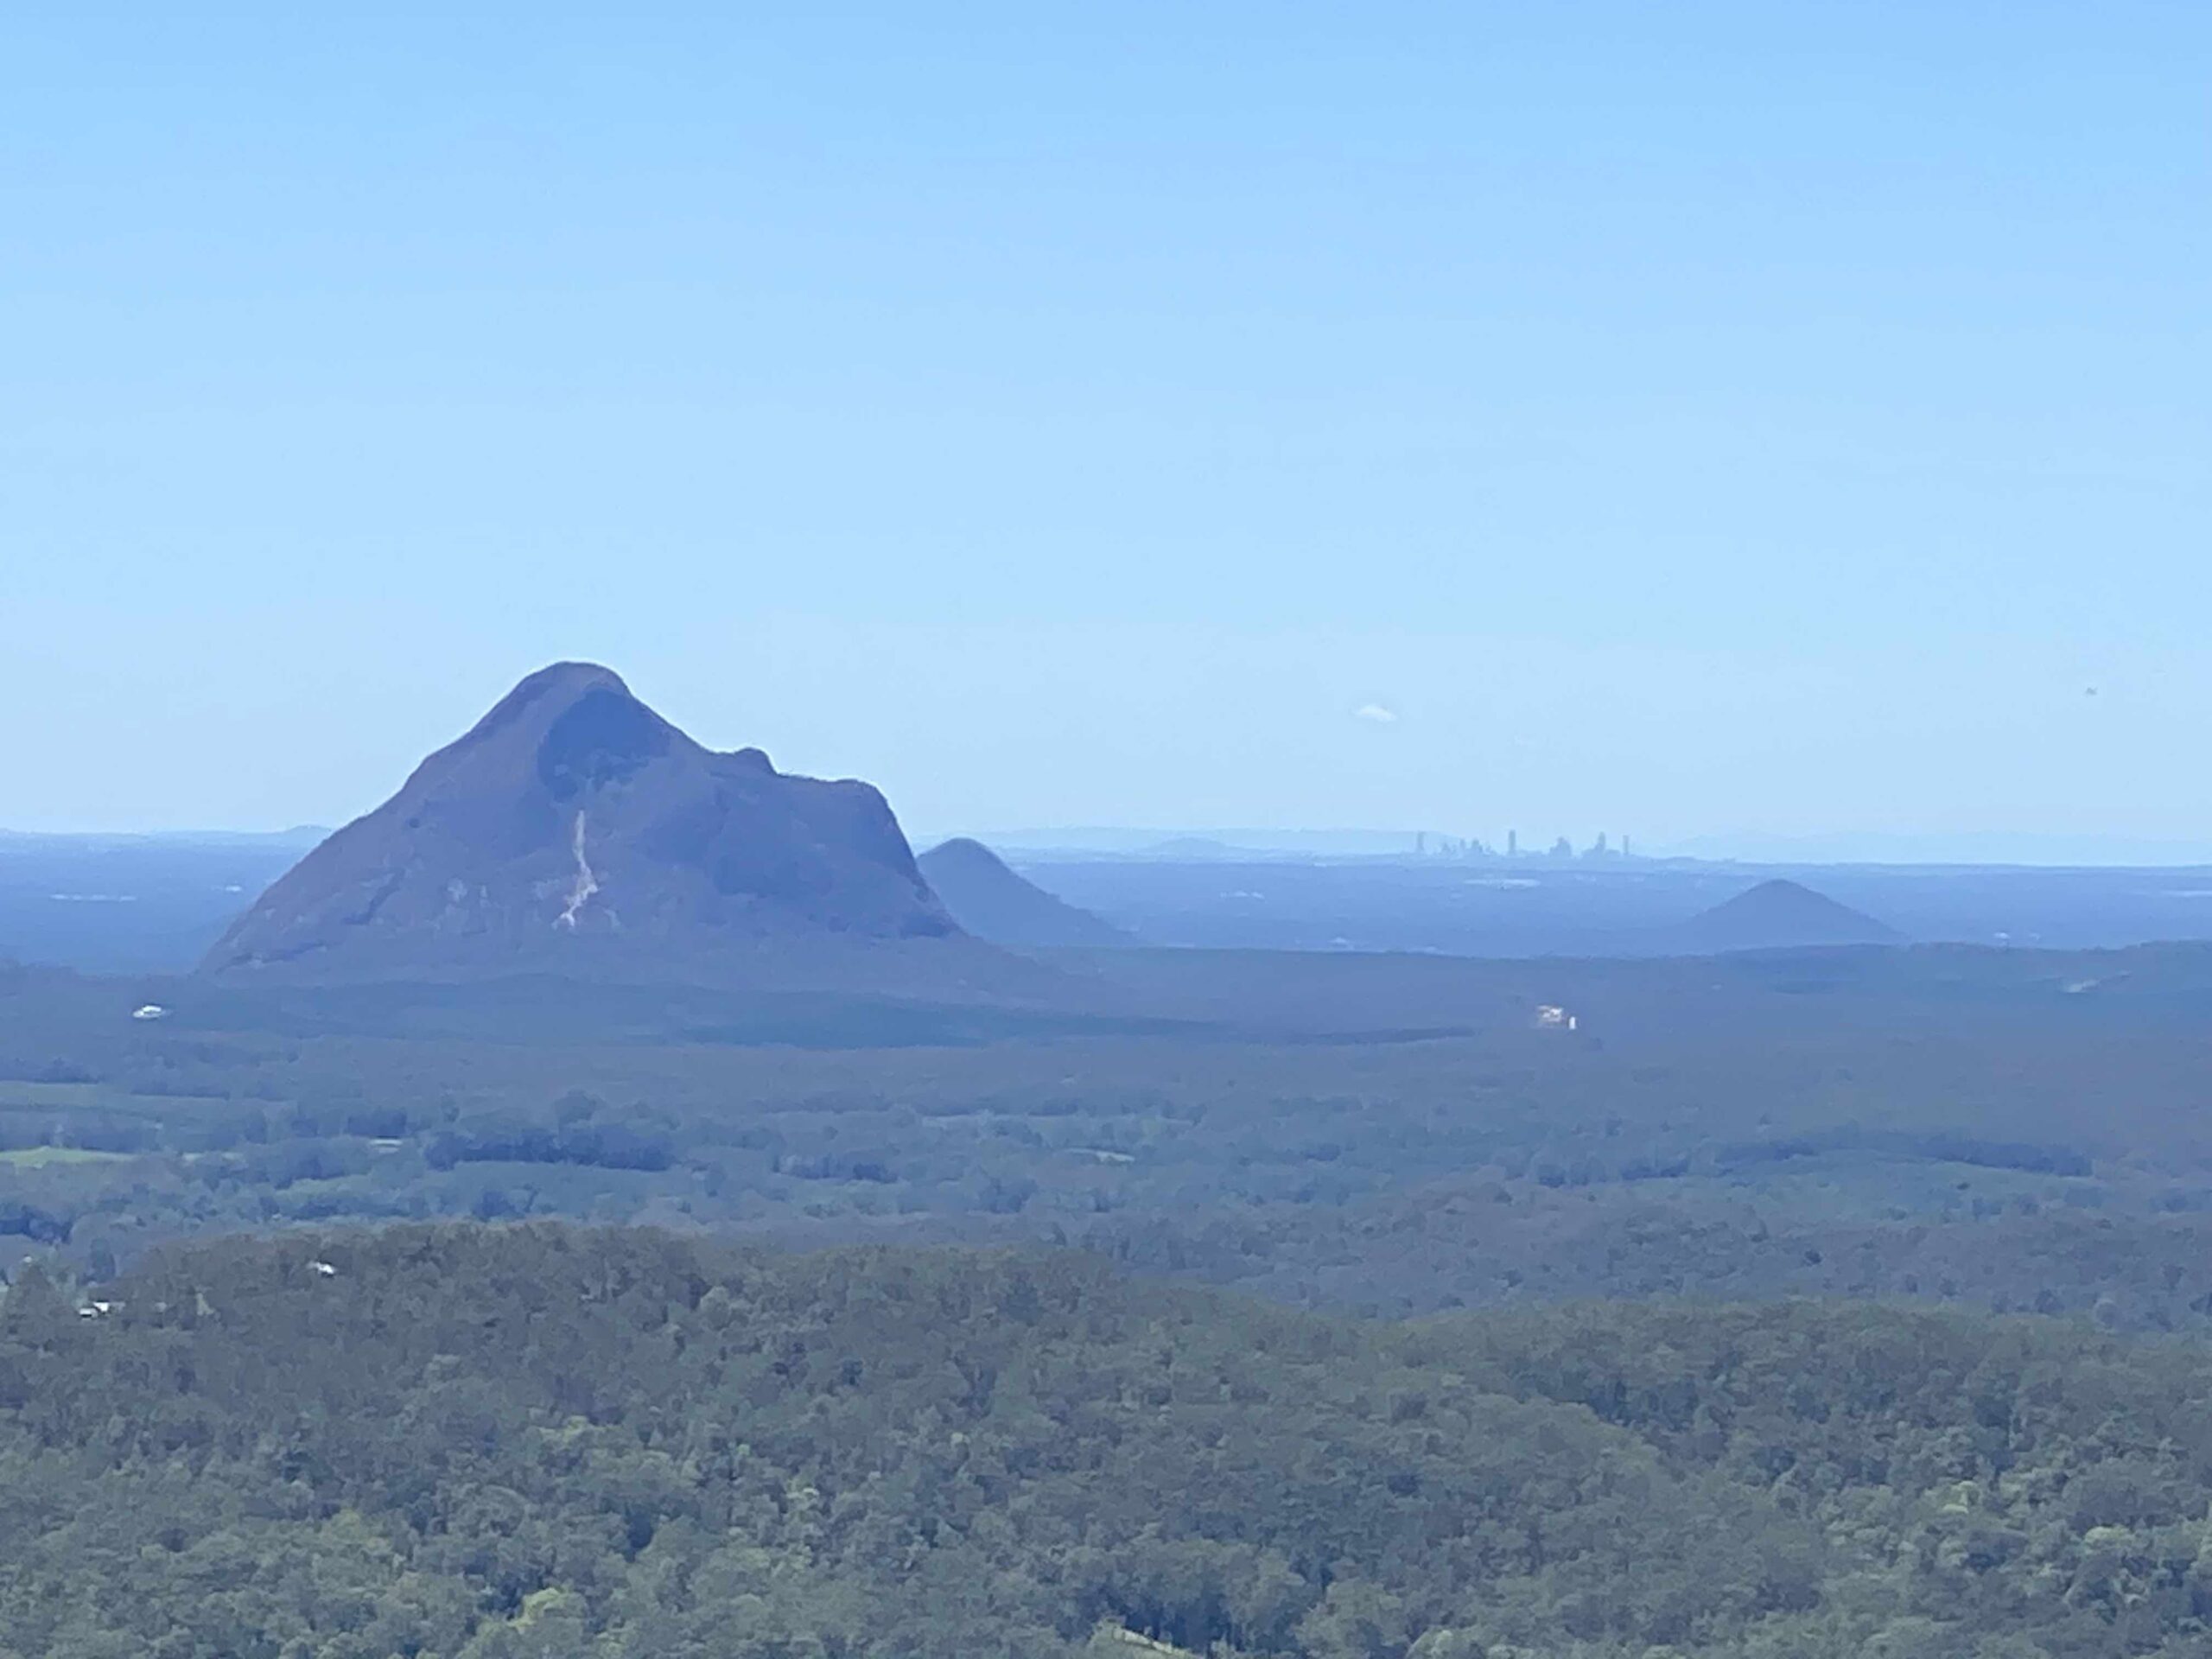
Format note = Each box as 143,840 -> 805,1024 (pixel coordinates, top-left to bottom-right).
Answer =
4,948 -> 2212,1652
0,1224 -> 2209,1657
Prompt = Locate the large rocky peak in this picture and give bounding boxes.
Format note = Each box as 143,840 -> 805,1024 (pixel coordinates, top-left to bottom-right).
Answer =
204,664 -> 957,976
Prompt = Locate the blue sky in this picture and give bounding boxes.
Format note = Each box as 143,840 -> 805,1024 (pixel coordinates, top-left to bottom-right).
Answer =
4,3 -> 2206,854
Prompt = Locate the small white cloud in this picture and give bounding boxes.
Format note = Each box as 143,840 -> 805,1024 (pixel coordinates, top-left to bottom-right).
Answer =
1353,702 -> 1399,725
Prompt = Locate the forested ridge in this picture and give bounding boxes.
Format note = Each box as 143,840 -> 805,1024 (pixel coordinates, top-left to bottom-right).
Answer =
3,1224 -> 2211,1657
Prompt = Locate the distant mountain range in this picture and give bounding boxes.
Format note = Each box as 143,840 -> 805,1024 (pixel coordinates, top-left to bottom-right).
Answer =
205,664 -> 963,979
16,670 -> 2196,981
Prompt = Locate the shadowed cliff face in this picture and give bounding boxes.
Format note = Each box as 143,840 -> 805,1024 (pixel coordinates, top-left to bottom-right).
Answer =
204,664 -> 958,976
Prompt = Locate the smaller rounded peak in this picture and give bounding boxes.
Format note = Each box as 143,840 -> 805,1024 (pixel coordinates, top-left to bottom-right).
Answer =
1685,876 -> 1900,947
1726,879 -> 1859,912
925,837 -> 1002,864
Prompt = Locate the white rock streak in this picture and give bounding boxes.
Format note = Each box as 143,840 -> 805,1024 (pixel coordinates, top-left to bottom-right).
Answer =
557,810 -> 599,929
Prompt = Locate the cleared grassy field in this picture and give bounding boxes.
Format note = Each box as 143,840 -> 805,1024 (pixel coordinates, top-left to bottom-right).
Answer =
0,1146 -> 136,1168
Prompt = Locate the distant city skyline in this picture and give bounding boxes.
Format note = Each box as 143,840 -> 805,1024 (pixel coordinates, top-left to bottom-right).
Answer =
936,826 -> 2212,868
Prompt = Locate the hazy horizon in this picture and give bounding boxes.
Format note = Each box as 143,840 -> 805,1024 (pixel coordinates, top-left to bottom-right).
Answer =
11,814 -> 2212,871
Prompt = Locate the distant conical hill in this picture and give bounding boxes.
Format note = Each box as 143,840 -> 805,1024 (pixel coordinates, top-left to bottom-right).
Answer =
1675,879 -> 1903,952
204,664 -> 960,977
917,839 -> 1132,949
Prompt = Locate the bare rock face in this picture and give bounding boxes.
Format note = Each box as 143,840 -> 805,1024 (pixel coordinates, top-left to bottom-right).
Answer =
205,664 -> 957,976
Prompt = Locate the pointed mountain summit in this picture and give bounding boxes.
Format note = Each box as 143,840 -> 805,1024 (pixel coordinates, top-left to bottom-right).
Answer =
205,664 -> 958,976
917,839 -> 1132,950
1675,878 -> 1903,953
